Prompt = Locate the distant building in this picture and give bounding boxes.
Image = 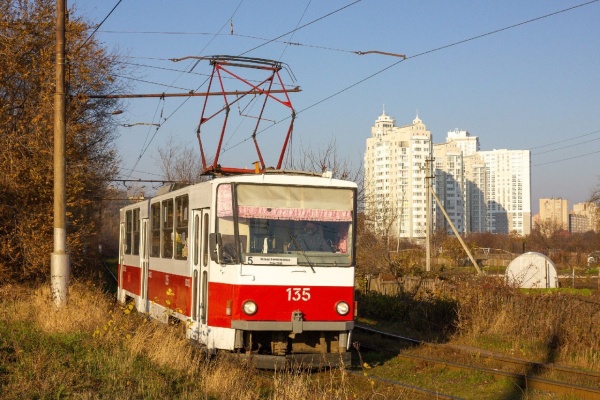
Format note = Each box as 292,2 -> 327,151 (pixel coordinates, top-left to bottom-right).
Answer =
444,130 -> 487,233
570,202 -> 599,233
446,129 -> 479,156
569,213 -> 590,233
539,198 -> 569,230
364,111 -> 432,239
364,112 -> 531,239
433,142 -> 465,234
477,149 -> 531,235
463,154 -> 487,233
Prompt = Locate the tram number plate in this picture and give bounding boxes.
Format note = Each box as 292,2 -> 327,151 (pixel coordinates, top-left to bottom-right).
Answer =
286,287 -> 310,301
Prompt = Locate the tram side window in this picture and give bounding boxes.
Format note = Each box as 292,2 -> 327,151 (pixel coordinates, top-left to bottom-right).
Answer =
124,210 -> 132,255
175,195 -> 188,259
216,183 -> 238,263
162,199 -> 174,258
150,203 -> 161,257
132,208 -> 140,255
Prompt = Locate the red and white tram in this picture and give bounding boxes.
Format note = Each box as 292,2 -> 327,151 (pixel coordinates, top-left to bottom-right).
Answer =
118,171 -> 356,368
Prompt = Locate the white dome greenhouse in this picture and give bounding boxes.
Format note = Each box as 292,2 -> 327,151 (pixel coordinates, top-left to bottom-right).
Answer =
505,252 -> 558,289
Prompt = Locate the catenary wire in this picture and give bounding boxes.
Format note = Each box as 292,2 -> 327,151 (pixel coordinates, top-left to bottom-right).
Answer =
98,31 -> 366,55
220,0 -> 600,158
78,0 -> 125,51
239,0 -> 363,56
532,148 -> 600,167
532,135 -> 600,156
530,129 -> 600,151
122,1 -> 246,178
114,0 -> 599,176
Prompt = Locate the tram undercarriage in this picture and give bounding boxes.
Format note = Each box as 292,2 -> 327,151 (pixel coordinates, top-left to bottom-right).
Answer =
236,329 -> 352,369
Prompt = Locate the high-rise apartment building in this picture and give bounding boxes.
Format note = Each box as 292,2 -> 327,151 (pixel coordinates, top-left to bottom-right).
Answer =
571,202 -> 599,233
446,129 -> 479,156
539,198 -> 569,230
433,142 -> 465,234
477,149 -> 531,235
364,112 -> 531,239
441,130 -> 488,234
364,111 -> 432,239
463,154 -> 487,233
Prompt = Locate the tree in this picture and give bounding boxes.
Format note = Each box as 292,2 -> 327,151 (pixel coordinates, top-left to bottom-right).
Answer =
156,136 -> 205,183
0,0 -> 124,282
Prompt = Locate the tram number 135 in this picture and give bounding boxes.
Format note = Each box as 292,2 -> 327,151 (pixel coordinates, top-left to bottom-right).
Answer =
286,287 -> 310,301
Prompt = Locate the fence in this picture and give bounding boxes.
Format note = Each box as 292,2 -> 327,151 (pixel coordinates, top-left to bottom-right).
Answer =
365,274 -> 453,297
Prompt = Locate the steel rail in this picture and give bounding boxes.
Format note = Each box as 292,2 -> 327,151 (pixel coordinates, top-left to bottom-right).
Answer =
355,324 -> 600,383
394,352 -> 600,400
346,369 -> 463,400
354,324 -> 423,345
445,343 -> 600,384
354,325 -> 600,399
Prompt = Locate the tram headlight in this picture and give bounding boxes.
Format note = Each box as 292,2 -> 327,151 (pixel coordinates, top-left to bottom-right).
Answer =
335,301 -> 350,316
242,300 -> 257,315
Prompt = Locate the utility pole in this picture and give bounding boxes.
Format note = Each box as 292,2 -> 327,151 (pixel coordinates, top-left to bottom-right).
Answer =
429,188 -> 482,275
51,0 -> 70,306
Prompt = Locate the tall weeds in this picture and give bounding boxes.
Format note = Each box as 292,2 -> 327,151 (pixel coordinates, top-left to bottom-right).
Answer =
0,282 -> 356,399
453,276 -> 600,369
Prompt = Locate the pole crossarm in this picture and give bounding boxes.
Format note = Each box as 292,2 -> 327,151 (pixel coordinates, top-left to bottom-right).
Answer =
87,87 -> 300,99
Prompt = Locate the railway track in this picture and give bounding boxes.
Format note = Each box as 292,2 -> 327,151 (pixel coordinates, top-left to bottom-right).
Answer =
354,324 -> 600,399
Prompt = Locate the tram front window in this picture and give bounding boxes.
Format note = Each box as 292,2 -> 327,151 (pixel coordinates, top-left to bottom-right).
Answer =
225,183 -> 354,267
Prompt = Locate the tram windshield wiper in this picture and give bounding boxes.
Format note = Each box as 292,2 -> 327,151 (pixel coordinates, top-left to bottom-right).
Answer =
286,228 -> 316,273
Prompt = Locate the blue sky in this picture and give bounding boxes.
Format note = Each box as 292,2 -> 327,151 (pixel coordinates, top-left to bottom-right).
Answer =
73,0 -> 600,214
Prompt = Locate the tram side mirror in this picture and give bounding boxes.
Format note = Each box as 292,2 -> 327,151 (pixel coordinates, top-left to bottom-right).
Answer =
209,233 -> 222,263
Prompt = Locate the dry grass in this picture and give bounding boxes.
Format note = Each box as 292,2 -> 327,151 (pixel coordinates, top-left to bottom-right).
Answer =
0,281 -> 363,399
453,276 -> 600,369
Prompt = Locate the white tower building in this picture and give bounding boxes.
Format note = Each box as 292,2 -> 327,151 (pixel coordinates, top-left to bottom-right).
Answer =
443,129 -> 487,233
446,129 -> 479,156
478,149 -> 531,235
364,110 -> 433,239
433,142 -> 465,234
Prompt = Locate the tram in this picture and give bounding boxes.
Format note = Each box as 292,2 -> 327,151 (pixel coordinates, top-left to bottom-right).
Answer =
118,171 -> 356,368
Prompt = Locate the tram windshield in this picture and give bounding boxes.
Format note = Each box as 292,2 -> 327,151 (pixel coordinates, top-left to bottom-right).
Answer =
216,183 -> 354,266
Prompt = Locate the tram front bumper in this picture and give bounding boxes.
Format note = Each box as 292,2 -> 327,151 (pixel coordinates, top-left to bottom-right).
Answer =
231,320 -> 354,332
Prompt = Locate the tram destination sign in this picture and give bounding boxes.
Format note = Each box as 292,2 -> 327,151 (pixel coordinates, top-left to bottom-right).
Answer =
245,256 -> 297,266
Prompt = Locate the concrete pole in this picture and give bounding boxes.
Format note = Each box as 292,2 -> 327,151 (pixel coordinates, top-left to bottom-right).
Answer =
430,187 -> 482,275
425,158 -> 432,272
51,0 -> 70,306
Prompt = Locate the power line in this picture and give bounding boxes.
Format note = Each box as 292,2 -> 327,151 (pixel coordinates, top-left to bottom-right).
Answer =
278,0 -> 312,61
100,31 -> 361,55
78,0 -> 125,51
113,0 -> 599,176
532,148 -> 600,167
240,0 -> 363,56
113,74 -> 194,91
308,0 -> 599,109
119,167 -> 166,178
123,1 -> 247,178
111,0 -> 365,173
532,134 -> 600,156
224,0 -> 599,153
530,129 -> 600,151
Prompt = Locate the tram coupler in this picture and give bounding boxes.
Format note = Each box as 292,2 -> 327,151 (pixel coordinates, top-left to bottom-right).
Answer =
291,310 -> 303,333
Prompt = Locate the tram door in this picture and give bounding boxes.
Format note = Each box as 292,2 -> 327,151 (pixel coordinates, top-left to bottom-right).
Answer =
118,222 -> 125,302
140,218 -> 149,312
192,208 -> 210,343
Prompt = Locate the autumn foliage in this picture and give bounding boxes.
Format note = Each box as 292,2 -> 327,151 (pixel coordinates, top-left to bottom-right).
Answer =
0,0 -> 124,283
